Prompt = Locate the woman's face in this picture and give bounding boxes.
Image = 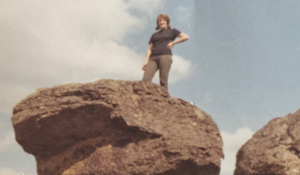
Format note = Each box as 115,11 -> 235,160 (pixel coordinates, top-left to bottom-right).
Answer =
158,18 -> 168,29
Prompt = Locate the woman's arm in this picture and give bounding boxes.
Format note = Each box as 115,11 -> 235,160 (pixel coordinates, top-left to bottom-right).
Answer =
167,32 -> 189,49
142,44 -> 153,71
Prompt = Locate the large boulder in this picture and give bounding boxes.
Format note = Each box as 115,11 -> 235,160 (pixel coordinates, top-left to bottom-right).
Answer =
234,109 -> 300,175
12,79 -> 223,175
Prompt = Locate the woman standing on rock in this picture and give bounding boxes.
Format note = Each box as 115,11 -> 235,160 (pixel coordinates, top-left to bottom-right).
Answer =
142,14 -> 189,91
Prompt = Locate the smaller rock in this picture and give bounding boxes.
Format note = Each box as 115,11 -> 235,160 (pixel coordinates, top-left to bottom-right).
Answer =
234,109 -> 300,175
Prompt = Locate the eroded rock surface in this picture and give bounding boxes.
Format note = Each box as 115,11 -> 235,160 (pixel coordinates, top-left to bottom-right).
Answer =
12,80 -> 223,175
234,109 -> 300,175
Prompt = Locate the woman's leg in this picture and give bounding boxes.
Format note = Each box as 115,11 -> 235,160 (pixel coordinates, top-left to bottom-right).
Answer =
158,55 -> 172,90
142,57 -> 158,82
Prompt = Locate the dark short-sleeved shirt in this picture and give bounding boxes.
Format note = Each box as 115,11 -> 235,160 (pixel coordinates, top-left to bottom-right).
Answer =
148,28 -> 181,57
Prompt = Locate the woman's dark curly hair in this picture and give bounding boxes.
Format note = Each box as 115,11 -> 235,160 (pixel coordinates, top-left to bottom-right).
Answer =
155,14 -> 171,30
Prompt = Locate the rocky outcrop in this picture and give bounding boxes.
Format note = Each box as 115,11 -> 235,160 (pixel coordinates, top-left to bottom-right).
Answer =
12,79 -> 223,175
234,110 -> 300,175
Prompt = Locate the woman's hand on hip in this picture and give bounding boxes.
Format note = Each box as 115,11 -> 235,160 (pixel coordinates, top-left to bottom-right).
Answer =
167,42 -> 174,49
142,63 -> 147,71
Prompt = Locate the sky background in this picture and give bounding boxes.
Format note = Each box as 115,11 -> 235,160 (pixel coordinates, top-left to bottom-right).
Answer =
1,0 -> 300,175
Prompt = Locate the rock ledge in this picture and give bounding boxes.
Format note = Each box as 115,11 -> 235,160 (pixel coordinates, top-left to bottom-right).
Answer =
12,80 -> 223,175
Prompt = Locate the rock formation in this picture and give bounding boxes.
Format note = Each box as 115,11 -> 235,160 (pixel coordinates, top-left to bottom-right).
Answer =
234,109 -> 300,175
12,79 -> 223,175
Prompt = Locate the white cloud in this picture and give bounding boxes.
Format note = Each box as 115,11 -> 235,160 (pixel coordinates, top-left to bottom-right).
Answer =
127,0 -> 164,16
220,127 -> 254,175
169,55 -> 192,83
0,167 -> 17,175
0,121 -> 4,131
0,131 -> 16,153
0,167 -> 36,175
0,0 -> 192,114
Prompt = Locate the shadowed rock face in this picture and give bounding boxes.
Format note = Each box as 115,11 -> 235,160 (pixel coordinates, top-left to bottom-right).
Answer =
234,110 -> 300,175
12,80 -> 223,175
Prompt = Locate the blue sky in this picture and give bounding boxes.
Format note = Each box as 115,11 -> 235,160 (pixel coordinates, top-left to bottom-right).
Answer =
190,0 -> 300,133
1,0 -> 300,175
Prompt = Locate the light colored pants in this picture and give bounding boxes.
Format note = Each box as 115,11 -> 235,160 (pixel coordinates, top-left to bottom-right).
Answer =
142,55 -> 172,91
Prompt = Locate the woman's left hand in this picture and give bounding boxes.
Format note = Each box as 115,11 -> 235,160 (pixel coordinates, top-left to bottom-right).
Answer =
167,42 -> 174,49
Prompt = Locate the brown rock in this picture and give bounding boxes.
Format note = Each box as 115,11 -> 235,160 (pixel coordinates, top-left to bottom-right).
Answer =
234,110 -> 300,175
12,80 -> 223,175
